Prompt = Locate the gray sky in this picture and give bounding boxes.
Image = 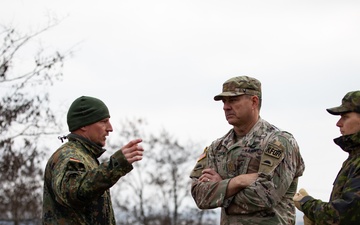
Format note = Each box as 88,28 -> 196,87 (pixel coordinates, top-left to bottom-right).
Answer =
2,0 -> 360,216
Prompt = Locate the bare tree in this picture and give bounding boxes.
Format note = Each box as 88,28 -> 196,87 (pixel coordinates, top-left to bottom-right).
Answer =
147,130 -> 194,225
107,118 -> 217,225
0,24 -> 70,224
106,118 -> 152,225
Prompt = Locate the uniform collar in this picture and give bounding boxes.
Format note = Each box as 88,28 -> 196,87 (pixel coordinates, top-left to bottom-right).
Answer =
223,117 -> 265,148
334,131 -> 360,155
67,133 -> 106,158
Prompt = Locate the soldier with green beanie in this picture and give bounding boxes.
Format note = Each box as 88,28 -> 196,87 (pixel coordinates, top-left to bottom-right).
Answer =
190,76 -> 305,224
293,90 -> 360,225
42,96 -> 144,224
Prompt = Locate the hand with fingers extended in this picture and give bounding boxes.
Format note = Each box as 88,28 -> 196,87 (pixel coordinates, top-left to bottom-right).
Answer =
121,138 -> 144,164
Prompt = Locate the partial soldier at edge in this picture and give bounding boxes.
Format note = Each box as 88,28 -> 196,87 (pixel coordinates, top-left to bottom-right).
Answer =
293,90 -> 360,225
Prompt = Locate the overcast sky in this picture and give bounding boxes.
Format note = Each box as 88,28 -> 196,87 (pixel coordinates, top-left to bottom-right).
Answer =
2,0 -> 360,219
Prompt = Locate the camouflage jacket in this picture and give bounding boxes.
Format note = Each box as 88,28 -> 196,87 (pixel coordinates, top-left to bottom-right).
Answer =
42,133 -> 133,225
300,131 -> 360,225
190,118 -> 305,225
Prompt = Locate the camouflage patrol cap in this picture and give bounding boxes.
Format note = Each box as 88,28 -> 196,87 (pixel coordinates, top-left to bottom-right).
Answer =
214,76 -> 261,101
326,91 -> 360,115
67,96 -> 110,132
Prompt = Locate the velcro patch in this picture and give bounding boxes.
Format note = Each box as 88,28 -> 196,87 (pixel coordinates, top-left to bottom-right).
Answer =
197,147 -> 208,162
190,147 -> 209,178
258,138 -> 285,174
261,159 -> 273,167
264,143 -> 283,159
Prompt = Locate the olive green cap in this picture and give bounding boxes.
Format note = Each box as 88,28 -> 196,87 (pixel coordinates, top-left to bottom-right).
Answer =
214,76 -> 261,101
327,91 -> 360,115
67,96 -> 110,132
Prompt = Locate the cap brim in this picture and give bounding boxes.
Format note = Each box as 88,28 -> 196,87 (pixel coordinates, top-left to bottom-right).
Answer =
214,92 -> 246,101
326,106 -> 350,115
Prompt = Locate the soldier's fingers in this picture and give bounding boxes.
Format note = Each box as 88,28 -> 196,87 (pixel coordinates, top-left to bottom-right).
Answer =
201,168 -> 215,174
123,139 -> 143,149
292,193 -> 303,201
125,149 -> 144,163
299,188 -> 309,196
122,143 -> 143,155
127,154 -> 143,164
199,174 -> 206,182
199,174 -> 212,182
124,149 -> 143,159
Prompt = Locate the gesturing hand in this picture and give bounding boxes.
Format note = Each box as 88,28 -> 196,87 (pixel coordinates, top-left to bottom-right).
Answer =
121,138 -> 144,164
293,188 -> 309,210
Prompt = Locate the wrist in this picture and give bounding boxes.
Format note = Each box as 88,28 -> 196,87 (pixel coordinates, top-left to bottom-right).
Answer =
299,195 -> 313,210
300,195 -> 312,204
232,175 -> 247,189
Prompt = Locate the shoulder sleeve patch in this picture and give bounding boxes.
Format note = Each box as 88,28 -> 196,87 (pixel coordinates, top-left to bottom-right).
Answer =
67,157 -> 85,172
259,140 -> 285,174
197,147 -> 208,162
264,141 -> 284,159
190,147 -> 209,179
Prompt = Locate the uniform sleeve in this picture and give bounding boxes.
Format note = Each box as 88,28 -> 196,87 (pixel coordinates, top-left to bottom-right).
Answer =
226,133 -> 305,214
51,148 -> 133,208
190,144 -> 233,209
301,166 -> 360,224
191,178 -> 231,209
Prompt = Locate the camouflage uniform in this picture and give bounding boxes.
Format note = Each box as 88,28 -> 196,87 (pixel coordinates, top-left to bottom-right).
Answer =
299,131 -> 360,224
43,133 -> 133,224
190,118 -> 305,225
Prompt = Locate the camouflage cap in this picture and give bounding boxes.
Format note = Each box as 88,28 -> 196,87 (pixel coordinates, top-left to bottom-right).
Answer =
214,76 -> 261,101
326,91 -> 360,115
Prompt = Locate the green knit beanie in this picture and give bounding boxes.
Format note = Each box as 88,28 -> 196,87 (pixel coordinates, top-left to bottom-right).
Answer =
67,96 -> 110,132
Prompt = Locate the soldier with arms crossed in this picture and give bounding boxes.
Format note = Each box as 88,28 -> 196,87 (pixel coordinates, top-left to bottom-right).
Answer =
190,76 -> 305,225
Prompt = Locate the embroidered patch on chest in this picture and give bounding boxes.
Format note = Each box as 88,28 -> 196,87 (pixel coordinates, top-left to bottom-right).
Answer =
242,148 -> 259,153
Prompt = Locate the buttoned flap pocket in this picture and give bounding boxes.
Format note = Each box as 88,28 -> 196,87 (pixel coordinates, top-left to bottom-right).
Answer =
226,152 -> 251,177
226,147 -> 262,177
